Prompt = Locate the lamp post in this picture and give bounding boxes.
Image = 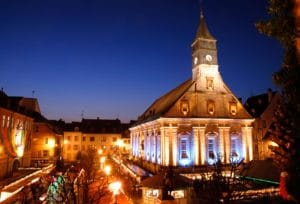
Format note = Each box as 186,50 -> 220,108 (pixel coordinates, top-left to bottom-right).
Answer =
99,156 -> 106,169
108,181 -> 121,204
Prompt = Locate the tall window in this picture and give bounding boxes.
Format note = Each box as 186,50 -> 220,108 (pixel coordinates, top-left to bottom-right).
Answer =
231,137 -> 240,161
90,136 -> 95,142
180,139 -> 188,159
74,136 -> 78,141
208,138 -> 215,159
231,138 -> 237,156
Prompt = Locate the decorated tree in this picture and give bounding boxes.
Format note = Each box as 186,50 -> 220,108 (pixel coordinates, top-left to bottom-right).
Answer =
256,0 -> 300,201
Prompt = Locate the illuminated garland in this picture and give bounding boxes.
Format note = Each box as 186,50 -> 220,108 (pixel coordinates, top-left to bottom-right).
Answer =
0,127 -> 17,157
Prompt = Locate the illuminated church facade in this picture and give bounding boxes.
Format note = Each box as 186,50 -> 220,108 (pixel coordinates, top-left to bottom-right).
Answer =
130,13 -> 254,170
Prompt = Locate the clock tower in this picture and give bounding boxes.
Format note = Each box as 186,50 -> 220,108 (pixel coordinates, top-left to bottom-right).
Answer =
191,11 -> 218,81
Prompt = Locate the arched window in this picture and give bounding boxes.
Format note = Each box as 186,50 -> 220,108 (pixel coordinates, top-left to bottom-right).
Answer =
230,134 -> 242,163
178,132 -> 192,166
206,133 -> 218,164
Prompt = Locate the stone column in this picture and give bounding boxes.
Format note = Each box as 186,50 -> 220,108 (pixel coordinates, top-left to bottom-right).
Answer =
218,127 -> 225,163
171,127 -> 178,166
241,126 -> 253,162
224,128 -> 231,163
199,127 -> 206,165
160,127 -> 169,166
219,127 -> 230,163
192,127 -> 200,166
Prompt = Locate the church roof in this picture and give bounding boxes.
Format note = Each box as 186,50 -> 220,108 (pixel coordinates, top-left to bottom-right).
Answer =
134,77 -> 252,126
136,79 -> 194,124
195,12 -> 215,40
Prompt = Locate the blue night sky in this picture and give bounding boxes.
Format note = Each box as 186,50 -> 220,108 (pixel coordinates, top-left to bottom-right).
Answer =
0,0 -> 283,123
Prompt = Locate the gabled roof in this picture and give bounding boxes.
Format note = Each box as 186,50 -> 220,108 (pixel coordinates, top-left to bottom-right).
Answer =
195,12 -> 215,40
244,91 -> 278,118
134,76 -> 252,126
136,79 -> 193,124
63,118 -> 130,134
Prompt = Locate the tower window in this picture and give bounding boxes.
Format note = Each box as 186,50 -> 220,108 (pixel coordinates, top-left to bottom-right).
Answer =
206,77 -> 214,90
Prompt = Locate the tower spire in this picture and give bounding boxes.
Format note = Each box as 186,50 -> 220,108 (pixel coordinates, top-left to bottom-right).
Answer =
195,8 -> 215,40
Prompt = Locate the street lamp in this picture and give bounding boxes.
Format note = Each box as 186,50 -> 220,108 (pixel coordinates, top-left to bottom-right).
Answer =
98,149 -> 103,155
108,181 -> 121,204
104,165 -> 111,176
99,156 -> 106,169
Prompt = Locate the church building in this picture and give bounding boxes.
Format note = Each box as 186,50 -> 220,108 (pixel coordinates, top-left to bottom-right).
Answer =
130,12 -> 254,171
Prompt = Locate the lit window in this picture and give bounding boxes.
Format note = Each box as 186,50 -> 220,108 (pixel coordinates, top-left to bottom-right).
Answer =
231,136 -> 240,162
90,137 -> 95,142
145,189 -> 159,198
67,136 -> 71,141
82,145 -> 85,151
74,136 -> 78,141
82,137 -> 86,141
45,138 -> 48,145
180,138 -> 189,159
73,145 -> 79,150
208,138 -> 215,160
171,190 -> 184,199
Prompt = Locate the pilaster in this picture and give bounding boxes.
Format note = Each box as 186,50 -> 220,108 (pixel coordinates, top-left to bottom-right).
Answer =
199,127 -> 206,165
241,126 -> 253,162
171,127 -> 178,166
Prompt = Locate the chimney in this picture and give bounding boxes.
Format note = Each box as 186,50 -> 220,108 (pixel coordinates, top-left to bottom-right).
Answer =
267,88 -> 273,103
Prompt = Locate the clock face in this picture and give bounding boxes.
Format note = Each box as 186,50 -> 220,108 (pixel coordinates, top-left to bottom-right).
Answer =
205,54 -> 212,62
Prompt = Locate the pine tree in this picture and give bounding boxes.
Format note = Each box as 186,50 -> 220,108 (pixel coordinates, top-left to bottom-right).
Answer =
256,0 -> 300,201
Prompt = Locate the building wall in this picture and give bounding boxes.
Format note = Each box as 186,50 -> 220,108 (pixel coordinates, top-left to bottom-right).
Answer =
0,107 -> 33,178
31,122 -> 60,166
252,93 -> 282,160
63,131 -> 124,162
131,118 -> 253,170
63,131 -> 82,161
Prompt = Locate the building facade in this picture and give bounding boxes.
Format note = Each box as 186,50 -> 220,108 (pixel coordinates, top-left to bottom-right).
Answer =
244,89 -> 282,160
0,91 -> 34,178
63,118 -> 130,162
31,119 -> 63,167
130,13 -> 254,172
